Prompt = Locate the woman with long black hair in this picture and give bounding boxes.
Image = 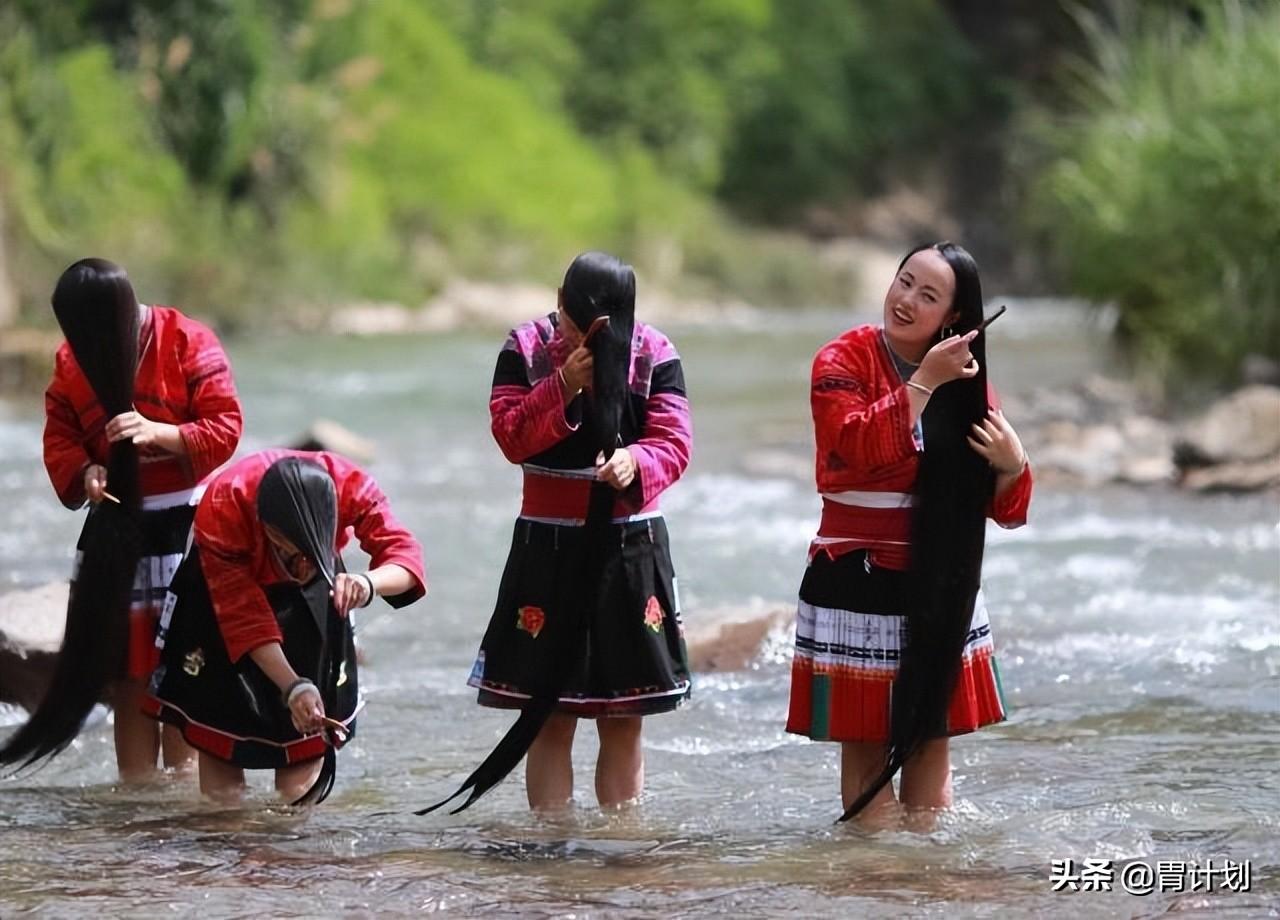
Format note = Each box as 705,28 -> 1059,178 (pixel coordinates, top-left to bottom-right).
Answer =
426,251 -> 692,815
144,449 -> 426,804
1,258 -> 242,781
786,242 -> 1033,827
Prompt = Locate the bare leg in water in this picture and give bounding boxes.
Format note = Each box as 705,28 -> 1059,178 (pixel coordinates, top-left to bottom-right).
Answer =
840,737 -> 952,831
111,678 -> 159,783
161,725 -> 197,773
196,752 -> 322,805
275,759 -> 324,803
899,737 -> 952,832
595,716 -> 643,808
840,741 -> 899,830
525,713 -> 577,812
198,752 -> 246,804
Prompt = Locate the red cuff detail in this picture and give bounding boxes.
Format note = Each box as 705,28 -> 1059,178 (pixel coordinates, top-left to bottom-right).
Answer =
991,462 -> 1033,527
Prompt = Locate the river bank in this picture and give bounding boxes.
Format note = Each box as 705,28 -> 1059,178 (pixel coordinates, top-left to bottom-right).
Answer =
3,285 -> 1277,495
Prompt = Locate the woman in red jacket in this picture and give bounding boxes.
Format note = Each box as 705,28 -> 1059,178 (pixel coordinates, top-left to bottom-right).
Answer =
145,450 -> 427,804
41,258 -> 242,781
786,242 -> 1033,827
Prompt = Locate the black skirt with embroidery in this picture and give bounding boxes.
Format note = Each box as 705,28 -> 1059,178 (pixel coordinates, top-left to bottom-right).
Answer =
468,516 -> 690,718
144,546 -> 359,768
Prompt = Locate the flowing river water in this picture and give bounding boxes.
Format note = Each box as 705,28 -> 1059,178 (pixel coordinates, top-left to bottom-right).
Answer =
1,304 -> 1276,917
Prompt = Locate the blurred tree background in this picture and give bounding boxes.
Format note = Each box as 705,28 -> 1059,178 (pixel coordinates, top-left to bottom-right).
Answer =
0,0 -> 1274,386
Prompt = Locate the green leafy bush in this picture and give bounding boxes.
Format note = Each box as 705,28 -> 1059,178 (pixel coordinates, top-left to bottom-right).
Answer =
1028,2 -> 1280,385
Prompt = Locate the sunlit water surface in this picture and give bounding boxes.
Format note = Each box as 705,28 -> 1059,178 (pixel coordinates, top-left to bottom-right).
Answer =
1,304 -> 1276,917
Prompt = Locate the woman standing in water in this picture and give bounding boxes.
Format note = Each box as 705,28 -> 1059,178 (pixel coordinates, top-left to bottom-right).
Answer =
432,251 -> 692,815
145,450 -> 426,804
786,242 -> 1032,826
10,258 -> 243,781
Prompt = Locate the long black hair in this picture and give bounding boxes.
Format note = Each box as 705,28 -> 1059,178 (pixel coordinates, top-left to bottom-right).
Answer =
256,456 -> 346,806
839,242 -> 993,821
418,252 -> 637,815
0,258 -> 144,769
561,250 -> 637,460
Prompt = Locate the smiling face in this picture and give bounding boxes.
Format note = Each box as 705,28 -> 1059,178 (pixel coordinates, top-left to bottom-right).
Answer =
882,248 -> 960,363
264,524 -> 318,584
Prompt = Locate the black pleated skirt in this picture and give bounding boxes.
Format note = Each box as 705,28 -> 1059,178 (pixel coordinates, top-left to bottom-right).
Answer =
468,516 -> 691,718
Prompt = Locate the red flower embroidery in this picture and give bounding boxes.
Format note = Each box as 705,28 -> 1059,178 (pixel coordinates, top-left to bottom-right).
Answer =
516,605 -> 546,639
643,596 -> 665,633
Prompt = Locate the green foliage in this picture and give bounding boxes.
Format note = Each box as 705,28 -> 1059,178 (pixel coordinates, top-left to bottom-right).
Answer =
0,22 -> 192,305
0,0 -> 850,320
1028,1 -> 1280,384
720,0 -> 984,218
436,0 -> 775,192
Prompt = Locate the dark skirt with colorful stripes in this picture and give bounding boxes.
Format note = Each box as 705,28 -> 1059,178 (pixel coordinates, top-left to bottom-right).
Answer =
786,549 -> 1007,743
73,495 -> 195,682
144,546 -> 359,768
469,515 -> 691,718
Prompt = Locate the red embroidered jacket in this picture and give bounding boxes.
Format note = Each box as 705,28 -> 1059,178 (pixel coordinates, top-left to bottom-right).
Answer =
489,314 -> 692,523
193,450 -> 427,662
811,324 -> 1033,569
43,306 -> 243,506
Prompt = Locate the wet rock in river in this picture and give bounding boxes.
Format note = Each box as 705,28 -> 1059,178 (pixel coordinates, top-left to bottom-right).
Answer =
685,607 -> 795,673
1173,385 -> 1280,468
290,419 -> 377,464
0,583 -> 67,712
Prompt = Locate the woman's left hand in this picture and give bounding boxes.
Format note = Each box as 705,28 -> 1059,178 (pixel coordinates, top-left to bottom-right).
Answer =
330,572 -> 372,618
596,447 -> 637,490
968,409 -> 1026,475
105,411 -> 183,454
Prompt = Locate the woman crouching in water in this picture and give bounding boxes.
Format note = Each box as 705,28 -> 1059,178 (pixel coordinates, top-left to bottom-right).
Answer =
146,449 -> 426,804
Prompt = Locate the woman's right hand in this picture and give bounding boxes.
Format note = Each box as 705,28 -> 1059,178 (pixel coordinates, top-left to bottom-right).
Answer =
287,683 -> 326,735
560,345 -> 594,399
915,329 -> 980,390
84,464 -> 108,504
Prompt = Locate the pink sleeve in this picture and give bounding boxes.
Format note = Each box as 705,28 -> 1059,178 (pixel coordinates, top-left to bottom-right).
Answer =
624,392 -> 692,511
489,334 -> 579,463
177,324 -> 243,480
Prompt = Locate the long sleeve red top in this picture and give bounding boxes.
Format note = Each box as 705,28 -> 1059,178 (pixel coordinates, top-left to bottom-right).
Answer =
193,449 -> 427,662
811,324 -> 1033,568
43,306 -> 243,506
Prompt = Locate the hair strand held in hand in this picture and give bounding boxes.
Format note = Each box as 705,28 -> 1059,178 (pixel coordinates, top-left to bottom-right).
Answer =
419,251 -> 637,814
839,242 -> 993,822
0,259 -> 144,770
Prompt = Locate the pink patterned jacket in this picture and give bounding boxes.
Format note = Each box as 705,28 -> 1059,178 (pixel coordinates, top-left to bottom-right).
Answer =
489,313 -> 692,523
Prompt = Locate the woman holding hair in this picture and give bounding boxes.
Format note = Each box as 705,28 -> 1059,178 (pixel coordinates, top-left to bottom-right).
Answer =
429,251 -> 692,816
144,449 -> 427,804
786,242 -> 1032,826
4,258 -> 242,781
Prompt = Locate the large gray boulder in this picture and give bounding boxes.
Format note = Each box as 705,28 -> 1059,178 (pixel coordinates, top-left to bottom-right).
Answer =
0,583 -> 67,711
1174,385 -> 1280,467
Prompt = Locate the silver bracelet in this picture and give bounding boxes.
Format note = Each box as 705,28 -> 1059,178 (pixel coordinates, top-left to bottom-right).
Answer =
283,678 -> 317,707
905,379 -> 934,397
